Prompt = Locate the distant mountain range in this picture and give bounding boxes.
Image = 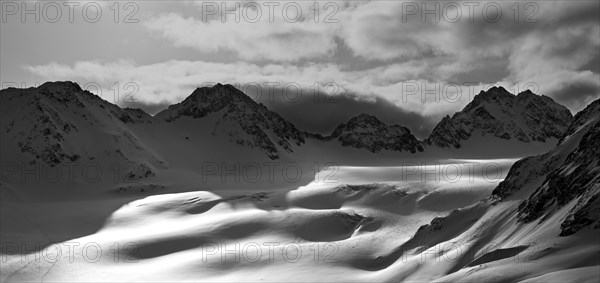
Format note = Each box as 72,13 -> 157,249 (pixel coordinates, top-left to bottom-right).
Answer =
0,82 -> 582,168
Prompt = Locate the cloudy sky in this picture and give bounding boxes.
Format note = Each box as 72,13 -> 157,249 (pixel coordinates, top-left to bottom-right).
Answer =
1,0 -> 599,137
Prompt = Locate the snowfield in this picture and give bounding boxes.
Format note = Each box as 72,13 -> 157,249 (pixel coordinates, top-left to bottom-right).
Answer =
2,158 -> 598,282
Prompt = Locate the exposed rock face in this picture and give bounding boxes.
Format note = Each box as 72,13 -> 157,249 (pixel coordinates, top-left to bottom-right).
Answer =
492,99 -> 600,236
0,81 -> 162,178
321,113 -> 423,153
518,100 -> 600,235
155,83 -> 305,159
427,87 -> 573,148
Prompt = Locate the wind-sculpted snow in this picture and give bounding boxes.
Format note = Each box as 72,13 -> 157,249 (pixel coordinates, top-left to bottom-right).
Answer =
0,176 -> 504,282
427,87 -> 573,148
2,158 -> 599,282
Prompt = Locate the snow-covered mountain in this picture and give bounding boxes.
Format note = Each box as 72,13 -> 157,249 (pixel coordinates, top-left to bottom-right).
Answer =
155,83 -> 305,160
0,82 -> 165,180
2,82 -> 599,282
427,87 -> 573,148
1,82 -> 581,179
492,98 -> 600,235
307,113 -> 424,153
2,83 -> 576,166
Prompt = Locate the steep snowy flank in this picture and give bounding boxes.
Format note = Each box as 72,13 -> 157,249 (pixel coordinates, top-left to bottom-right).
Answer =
426,87 -> 573,148
309,113 -> 423,153
155,83 -> 305,159
0,81 -> 164,178
493,98 -> 600,235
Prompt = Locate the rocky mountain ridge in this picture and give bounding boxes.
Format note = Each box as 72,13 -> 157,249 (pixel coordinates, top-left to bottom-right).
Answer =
0,82 -> 163,180
426,86 -> 573,148
492,98 -> 600,235
155,83 -> 305,159
309,113 -> 424,153
1,82 -> 583,162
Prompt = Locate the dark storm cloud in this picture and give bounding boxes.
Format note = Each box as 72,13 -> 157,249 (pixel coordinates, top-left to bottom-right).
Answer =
120,86 -> 438,139
549,79 -> 600,111
248,87 -> 437,139
451,58 -> 510,84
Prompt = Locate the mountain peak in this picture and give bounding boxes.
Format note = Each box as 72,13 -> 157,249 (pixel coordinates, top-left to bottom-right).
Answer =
327,113 -> 423,153
427,88 -> 573,148
468,86 -> 513,106
155,83 -> 304,159
157,83 -> 256,121
34,81 -> 102,105
517,89 -> 535,96
39,81 -> 83,92
196,83 -> 239,94
487,85 -> 508,93
0,82 -> 163,171
346,113 -> 382,125
189,83 -> 247,100
477,86 -> 511,97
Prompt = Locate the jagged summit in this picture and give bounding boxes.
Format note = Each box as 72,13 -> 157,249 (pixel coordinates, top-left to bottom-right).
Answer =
517,89 -> 535,96
187,83 -> 253,104
468,86 -> 513,103
0,83 -> 164,176
156,83 -> 259,121
3,81 -> 86,101
39,81 -> 83,91
1,81 -> 82,92
427,86 -> 573,148
324,113 -> 423,153
155,83 -> 305,159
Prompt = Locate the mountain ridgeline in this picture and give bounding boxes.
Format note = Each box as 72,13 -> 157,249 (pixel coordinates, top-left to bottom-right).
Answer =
0,82 -> 164,179
306,113 -> 424,153
0,82 -> 580,165
426,86 -> 574,148
155,83 -> 305,159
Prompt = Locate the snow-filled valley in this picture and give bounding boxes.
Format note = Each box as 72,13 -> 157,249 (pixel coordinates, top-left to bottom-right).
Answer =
2,157 -> 599,282
0,159 -> 521,281
1,83 -> 599,282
